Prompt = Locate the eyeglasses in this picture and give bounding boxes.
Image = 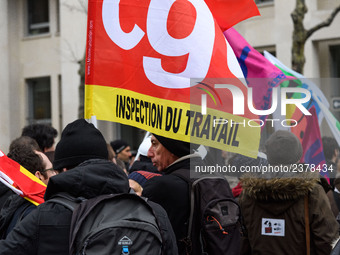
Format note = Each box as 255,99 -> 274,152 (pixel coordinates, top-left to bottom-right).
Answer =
40,168 -> 58,174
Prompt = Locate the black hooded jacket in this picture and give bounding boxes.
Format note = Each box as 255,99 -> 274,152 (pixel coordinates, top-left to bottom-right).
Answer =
0,183 -> 14,211
0,159 -> 177,255
0,195 -> 36,239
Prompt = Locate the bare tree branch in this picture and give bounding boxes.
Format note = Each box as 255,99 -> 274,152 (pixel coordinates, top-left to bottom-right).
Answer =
306,4 -> 340,40
61,38 -> 82,64
62,0 -> 87,14
78,0 -> 88,13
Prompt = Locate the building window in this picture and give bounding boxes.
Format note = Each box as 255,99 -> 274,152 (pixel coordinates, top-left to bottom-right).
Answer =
27,77 -> 51,125
330,45 -> 340,78
330,45 -> 340,120
255,0 -> 274,4
255,46 -> 276,57
27,0 -> 50,35
56,0 -> 60,33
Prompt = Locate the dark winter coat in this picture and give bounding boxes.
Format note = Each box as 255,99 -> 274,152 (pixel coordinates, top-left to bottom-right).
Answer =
0,159 -> 177,255
142,154 -> 204,255
0,183 -> 14,211
239,171 -> 339,255
327,175 -> 340,218
0,195 -> 36,238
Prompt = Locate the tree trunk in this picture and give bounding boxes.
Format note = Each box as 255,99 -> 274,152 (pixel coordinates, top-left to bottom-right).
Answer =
291,0 -> 340,74
291,0 -> 307,74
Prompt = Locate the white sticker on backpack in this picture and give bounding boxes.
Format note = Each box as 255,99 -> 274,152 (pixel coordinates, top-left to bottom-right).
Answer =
261,218 -> 285,236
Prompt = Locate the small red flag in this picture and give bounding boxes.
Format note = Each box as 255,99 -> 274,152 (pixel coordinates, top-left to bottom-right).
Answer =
204,0 -> 260,31
0,150 -> 46,205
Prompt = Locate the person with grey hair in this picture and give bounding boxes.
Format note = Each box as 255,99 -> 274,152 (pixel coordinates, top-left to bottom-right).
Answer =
239,130 -> 339,254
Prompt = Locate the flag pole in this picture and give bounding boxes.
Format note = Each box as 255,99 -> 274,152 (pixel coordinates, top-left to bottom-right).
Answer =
90,115 -> 98,128
134,131 -> 150,162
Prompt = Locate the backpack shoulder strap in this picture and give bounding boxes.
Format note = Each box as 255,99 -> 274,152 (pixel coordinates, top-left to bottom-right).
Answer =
171,169 -> 196,250
17,202 -> 35,222
10,202 -> 36,235
47,193 -> 85,211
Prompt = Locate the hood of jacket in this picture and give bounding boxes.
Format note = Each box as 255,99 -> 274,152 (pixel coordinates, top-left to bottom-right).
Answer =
241,171 -> 320,201
240,171 -> 320,215
44,159 -> 129,200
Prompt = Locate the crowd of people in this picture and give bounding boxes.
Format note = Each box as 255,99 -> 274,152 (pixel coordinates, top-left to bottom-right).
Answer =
0,119 -> 340,254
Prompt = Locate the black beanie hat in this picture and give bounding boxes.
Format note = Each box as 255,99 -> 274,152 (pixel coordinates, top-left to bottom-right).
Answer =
53,119 -> 108,170
110,139 -> 129,154
265,130 -> 303,165
153,134 -> 198,158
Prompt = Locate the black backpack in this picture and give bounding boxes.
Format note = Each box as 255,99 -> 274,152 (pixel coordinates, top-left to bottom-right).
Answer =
173,170 -> 243,255
48,193 -> 163,255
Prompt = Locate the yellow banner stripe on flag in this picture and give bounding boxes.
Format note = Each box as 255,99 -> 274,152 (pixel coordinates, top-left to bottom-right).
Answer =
20,166 -> 47,186
85,84 -> 261,158
24,197 -> 40,206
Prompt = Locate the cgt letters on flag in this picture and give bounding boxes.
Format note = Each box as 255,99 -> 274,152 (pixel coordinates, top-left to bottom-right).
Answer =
85,0 -> 260,157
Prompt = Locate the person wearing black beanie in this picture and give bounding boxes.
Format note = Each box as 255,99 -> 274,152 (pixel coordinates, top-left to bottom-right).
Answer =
152,134 -> 195,158
53,119 -> 108,171
110,139 -> 131,170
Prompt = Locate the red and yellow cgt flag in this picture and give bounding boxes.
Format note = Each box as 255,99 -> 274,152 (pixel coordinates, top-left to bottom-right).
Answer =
85,0 -> 261,157
0,151 -> 46,206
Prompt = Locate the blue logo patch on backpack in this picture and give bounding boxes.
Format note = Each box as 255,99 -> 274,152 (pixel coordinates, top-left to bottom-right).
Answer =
118,236 -> 133,255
